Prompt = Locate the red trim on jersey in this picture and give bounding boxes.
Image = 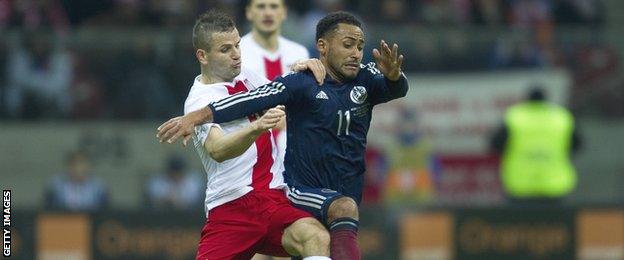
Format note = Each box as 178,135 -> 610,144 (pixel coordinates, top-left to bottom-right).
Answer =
271,128 -> 281,140
264,57 -> 283,80
226,80 -> 274,190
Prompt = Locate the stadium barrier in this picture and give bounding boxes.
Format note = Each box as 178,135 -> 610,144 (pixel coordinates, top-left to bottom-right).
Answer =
9,207 -> 623,259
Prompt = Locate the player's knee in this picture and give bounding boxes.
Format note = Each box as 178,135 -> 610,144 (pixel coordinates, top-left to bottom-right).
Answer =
282,217 -> 329,254
308,221 -> 330,246
327,197 -> 359,223
293,217 -> 329,244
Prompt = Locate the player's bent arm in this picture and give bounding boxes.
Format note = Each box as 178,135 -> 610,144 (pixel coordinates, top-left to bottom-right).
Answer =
204,124 -> 264,163
156,78 -> 296,145
204,106 -> 284,163
383,72 -> 409,98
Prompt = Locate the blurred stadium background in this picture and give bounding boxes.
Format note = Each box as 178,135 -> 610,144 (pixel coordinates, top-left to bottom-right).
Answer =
1,0 -> 623,259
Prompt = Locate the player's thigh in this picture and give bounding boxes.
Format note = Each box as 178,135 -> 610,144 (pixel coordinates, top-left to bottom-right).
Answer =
196,199 -> 266,260
286,186 -> 344,224
257,198 -> 313,257
196,220 -> 265,260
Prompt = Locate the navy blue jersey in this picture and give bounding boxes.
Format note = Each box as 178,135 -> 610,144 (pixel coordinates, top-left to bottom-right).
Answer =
209,62 -> 408,203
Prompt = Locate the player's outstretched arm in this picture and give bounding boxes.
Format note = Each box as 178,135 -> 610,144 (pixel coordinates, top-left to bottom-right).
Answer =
157,106 -> 214,145
157,79 -> 291,145
204,106 -> 285,162
367,40 -> 409,105
372,40 -> 404,81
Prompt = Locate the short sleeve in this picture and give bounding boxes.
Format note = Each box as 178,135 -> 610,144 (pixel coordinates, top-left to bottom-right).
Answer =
185,93 -> 223,146
193,123 -> 222,146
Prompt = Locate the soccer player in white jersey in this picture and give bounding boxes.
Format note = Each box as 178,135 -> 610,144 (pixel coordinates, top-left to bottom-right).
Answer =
177,10 -> 330,260
242,0 -> 310,80
242,0 -> 310,182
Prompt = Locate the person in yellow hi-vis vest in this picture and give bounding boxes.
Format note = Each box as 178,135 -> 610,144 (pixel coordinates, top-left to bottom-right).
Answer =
490,87 -> 582,204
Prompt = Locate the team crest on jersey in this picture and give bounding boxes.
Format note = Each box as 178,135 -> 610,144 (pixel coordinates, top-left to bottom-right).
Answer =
350,86 -> 367,104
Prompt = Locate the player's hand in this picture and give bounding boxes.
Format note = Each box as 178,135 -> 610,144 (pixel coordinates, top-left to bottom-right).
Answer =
252,105 -> 285,133
157,115 -> 195,146
372,40 -> 404,81
291,58 -> 326,85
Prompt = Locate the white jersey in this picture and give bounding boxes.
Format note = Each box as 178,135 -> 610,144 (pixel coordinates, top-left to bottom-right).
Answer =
240,33 -> 310,81
185,66 -> 286,215
240,33 -> 309,178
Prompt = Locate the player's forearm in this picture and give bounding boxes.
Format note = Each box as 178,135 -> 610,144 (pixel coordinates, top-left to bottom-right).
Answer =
208,83 -> 288,123
186,106 -> 215,127
207,125 -> 264,162
385,73 -> 409,98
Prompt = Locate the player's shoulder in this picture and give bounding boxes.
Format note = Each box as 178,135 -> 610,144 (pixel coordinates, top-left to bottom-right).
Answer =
358,62 -> 382,77
238,65 -> 270,86
278,36 -> 309,57
278,70 -> 315,83
184,77 -> 228,114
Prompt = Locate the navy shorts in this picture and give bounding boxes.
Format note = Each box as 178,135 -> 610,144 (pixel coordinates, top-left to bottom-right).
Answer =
286,186 -> 344,224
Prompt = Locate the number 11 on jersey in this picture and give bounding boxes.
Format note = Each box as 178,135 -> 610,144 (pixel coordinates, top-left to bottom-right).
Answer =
337,110 -> 351,136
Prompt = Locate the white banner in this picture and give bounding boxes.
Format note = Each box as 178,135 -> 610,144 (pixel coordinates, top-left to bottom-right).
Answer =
370,69 -> 571,154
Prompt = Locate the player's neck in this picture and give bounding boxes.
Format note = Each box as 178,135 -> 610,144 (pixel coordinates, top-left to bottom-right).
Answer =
252,29 -> 280,52
323,60 -> 345,84
200,67 -> 231,85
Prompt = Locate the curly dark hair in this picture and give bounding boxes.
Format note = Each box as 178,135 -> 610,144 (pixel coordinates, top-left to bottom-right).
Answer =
192,10 -> 236,51
315,11 -> 362,41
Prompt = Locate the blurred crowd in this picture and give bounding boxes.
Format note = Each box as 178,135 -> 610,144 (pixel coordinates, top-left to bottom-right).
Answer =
0,0 -> 606,30
0,0 -> 621,121
45,150 -> 204,212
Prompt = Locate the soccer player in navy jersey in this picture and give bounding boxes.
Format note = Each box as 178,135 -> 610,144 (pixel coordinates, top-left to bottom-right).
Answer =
158,11 -> 408,259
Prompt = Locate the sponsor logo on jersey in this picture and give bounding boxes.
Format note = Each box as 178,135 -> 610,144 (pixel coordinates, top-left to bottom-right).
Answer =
315,91 -> 329,100
350,86 -> 367,104
320,188 -> 336,193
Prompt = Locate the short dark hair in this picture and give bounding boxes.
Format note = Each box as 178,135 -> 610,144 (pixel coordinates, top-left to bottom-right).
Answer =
316,11 -> 362,41
192,10 -> 236,51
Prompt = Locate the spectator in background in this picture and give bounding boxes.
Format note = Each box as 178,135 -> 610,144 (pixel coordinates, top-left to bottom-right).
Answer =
470,0 -> 504,26
420,0 -> 457,25
490,36 -> 546,69
147,0 -> 196,28
490,86 -> 582,205
69,53 -> 105,119
377,0 -> 410,25
299,0 -> 345,52
145,155 -> 203,211
553,0 -> 605,26
112,38 -> 176,119
0,0 -> 69,35
5,31 -> 73,119
45,150 -> 109,212
384,108 -> 435,204
95,0 -> 150,27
